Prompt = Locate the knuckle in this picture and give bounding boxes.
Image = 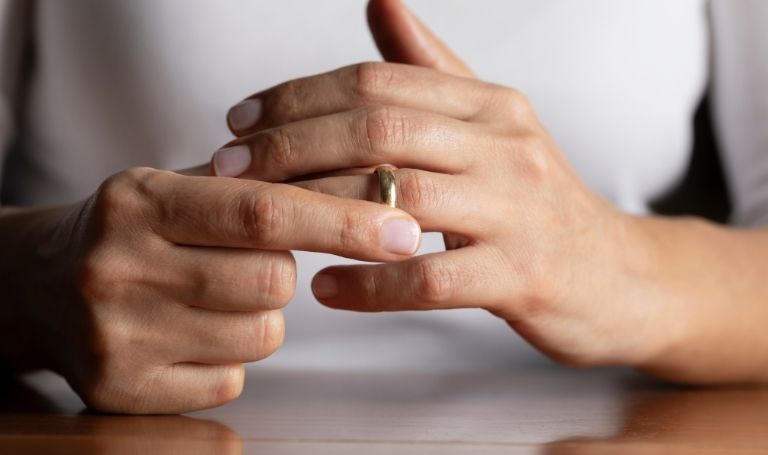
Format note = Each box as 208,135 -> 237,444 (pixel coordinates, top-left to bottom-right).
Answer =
263,127 -> 296,169
411,259 -> 456,305
232,312 -> 284,363
91,167 -> 174,239
485,85 -> 534,120
516,135 -> 552,181
93,168 -> 151,223
499,86 -> 531,114
257,311 -> 285,359
131,166 -> 173,197
267,79 -> 302,123
397,170 -> 441,211
358,270 -> 383,311
262,254 -> 297,307
212,366 -> 245,405
76,250 -> 126,304
353,61 -> 397,102
500,134 -> 551,182
513,254 -> 560,318
235,190 -> 286,247
336,207 -> 365,253
362,105 -> 407,157
502,86 -> 529,107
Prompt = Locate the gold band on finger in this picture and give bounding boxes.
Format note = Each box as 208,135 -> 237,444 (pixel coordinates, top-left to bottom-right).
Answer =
374,165 -> 397,208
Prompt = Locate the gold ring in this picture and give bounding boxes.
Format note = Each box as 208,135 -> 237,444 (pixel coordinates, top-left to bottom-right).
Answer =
374,165 -> 397,208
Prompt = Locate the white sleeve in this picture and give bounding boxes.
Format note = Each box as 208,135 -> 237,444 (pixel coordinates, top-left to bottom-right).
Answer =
0,0 -> 30,202
710,0 -> 768,226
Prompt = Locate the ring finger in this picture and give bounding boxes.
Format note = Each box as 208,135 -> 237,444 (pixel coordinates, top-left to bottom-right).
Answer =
153,304 -> 285,365
293,168 -> 495,237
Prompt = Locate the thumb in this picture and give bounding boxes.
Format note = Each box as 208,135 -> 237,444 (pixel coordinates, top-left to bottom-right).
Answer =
367,0 -> 475,78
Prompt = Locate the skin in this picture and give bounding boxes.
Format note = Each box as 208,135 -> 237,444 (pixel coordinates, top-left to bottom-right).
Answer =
1,0 -> 767,415
0,168 -> 421,414
219,0 -> 768,384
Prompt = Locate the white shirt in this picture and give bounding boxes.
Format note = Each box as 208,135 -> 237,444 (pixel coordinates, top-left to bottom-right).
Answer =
0,0 -> 765,370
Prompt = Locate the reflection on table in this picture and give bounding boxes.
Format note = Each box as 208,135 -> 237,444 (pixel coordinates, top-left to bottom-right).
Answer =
2,365 -> 767,454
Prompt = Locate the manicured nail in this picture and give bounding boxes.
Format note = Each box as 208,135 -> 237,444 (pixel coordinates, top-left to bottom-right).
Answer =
380,219 -> 421,255
312,273 -> 338,299
213,145 -> 251,177
228,99 -> 262,132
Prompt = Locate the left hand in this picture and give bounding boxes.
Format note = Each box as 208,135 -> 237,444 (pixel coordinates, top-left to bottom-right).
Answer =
208,0 -> 665,368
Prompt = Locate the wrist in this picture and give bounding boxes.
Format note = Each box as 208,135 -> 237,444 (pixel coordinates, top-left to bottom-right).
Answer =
0,204 -> 81,372
600,210 -> 686,368
617,215 -> 743,382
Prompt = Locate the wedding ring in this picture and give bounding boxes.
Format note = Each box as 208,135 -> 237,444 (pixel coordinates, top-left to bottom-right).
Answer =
374,165 -> 397,208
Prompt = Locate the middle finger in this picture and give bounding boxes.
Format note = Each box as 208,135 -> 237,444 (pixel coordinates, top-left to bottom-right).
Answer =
213,106 -> 491,181
160,305 -> 284,365
160,247 -> 296,312
227,62 -> 495,136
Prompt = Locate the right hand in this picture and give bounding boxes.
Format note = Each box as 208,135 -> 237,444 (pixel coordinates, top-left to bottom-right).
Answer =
20,166 -> 420,414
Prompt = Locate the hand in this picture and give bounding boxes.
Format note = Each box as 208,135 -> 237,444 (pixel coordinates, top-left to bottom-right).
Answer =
212,0 -> 662,368
7,166 -> 420,414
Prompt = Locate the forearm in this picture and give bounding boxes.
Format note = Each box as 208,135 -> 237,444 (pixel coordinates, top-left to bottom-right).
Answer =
629,215 -> 768,383
0,204 -> 78,371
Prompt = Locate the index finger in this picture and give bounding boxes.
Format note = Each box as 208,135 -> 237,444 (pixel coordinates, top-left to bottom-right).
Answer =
147,171 -> 421,262
227,62 -> 496,136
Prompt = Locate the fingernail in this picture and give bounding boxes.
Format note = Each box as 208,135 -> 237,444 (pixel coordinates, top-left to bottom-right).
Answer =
213,145 -> 251,177
312,273 -> 338,299
380,219 -> 421,255
228,99 -> 262,132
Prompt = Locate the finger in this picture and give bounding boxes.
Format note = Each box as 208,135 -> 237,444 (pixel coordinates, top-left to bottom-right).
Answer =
123,363 -> 245,414
162,247 -> 295,311
293,169 -> 494,237
144,171 -> 422,262
158,306 -> 285,365
175,163 -> 212,176
367,0 -> 475,77
311,246 -> 504,312
226,62 -> 496,136
285,165 -> 381,181
215,107 -> 484,180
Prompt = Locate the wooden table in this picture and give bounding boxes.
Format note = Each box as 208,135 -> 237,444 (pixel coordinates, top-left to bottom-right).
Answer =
2,365 -> 767,453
